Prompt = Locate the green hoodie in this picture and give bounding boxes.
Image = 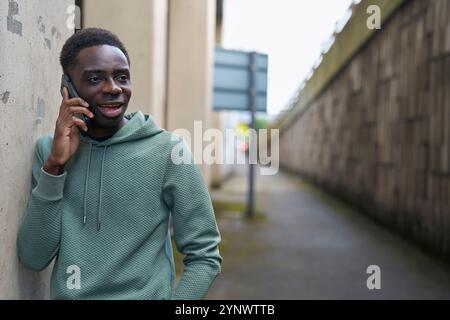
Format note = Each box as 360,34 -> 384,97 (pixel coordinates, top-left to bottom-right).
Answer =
17,111 -> 222,300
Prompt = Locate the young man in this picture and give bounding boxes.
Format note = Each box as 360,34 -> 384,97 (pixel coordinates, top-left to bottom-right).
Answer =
16,28 -> 222,300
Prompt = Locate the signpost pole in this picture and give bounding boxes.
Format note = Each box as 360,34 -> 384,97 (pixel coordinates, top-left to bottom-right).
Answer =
247,52 -> 257,218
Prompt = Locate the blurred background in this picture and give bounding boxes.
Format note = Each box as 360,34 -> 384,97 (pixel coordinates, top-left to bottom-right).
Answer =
1,0 -> 450,299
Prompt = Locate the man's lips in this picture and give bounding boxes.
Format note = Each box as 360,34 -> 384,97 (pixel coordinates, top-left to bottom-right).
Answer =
98,102 -> 124,107
97,103 -> 124,118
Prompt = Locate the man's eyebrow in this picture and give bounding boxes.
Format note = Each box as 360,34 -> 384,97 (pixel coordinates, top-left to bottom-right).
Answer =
82,69 -> 104,75
82,68 -> 130,75
114,68 -> 130,73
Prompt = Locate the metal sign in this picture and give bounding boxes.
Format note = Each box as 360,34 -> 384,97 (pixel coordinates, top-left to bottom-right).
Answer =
213,47 -> 268,112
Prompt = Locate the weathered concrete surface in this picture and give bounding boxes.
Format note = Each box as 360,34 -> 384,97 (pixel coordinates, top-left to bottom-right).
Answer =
0,0 -> 74,299
166,0 -> 217,185
206,166 -> 450,299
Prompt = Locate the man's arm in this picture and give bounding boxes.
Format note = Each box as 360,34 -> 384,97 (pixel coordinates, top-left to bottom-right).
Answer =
17,88 -> 91,271
163,137 -> 222,300
16,136 -> 65,271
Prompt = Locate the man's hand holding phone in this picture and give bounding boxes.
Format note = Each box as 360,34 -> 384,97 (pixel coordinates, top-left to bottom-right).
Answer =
43,86 -> 94,175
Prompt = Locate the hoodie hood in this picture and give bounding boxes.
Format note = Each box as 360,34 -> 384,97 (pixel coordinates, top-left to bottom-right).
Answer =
78,111 -> 164,230
79,110 -> 164,147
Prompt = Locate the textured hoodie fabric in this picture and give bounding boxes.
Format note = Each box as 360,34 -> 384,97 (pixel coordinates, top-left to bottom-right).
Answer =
16,111 -> 222,300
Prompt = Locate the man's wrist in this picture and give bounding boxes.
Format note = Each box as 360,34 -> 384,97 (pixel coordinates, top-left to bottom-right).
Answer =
43,158 -> 65,176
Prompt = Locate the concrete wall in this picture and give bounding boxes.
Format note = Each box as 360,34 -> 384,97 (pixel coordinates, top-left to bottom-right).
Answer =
211,0 -> 234,188
0,0 -> 74,299
279,0 -> 450,259
166,0 -> 216,185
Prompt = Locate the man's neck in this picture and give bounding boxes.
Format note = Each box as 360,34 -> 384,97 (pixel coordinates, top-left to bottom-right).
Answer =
87,117 -> 128,141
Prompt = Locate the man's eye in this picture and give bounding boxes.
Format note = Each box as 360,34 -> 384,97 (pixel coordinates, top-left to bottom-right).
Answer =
88,76 -> 101,83
117,75 -> 129,82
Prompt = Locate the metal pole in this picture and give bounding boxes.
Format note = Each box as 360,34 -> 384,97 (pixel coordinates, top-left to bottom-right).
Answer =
247,52 -> 257,218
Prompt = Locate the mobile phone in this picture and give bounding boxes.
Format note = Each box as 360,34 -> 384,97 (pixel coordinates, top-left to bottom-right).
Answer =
60,74 -> 91,136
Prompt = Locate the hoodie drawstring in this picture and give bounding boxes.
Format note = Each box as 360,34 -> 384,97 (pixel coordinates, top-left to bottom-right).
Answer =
83,142 -> 108,231
83,142 -> 93,226
97,146 -> 107,231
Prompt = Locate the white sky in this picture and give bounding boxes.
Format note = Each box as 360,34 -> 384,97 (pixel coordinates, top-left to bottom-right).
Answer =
222,0 -> 354,116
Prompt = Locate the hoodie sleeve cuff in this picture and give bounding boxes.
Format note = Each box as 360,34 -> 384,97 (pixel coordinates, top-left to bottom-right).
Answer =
33,167 -> 67,201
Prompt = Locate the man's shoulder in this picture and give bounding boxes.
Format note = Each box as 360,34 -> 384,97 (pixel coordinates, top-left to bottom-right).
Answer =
148,129 -> 185,147
33,134 -> 53,162
36,134 -> 53,151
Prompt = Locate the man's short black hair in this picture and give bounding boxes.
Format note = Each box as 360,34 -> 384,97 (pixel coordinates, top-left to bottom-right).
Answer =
60,27 -> 130,74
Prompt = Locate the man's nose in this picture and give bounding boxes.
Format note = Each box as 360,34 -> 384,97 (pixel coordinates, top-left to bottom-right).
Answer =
102,78 -> 123,95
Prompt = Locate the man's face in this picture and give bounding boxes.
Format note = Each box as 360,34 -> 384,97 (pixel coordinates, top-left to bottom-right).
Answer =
69,44 -> 132,128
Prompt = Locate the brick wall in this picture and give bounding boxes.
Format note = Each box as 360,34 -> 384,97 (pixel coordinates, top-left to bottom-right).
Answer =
279,0 -> 450,259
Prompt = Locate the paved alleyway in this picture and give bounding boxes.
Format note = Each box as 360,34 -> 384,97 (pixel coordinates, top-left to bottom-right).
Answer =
206,166 -> 450,299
